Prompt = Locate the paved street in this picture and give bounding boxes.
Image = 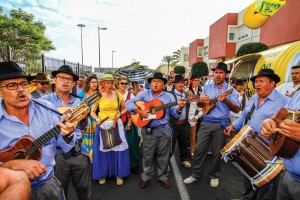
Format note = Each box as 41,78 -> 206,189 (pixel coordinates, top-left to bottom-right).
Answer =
69,150 -> 244,200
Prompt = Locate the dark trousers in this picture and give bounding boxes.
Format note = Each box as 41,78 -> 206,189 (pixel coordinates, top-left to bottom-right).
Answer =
241,172 -> 281,200
55,153 -> 90,200
31,177 -> 64,200
192,122 -> 226,179
171,123 -> 189,161
277,171 -> 300,200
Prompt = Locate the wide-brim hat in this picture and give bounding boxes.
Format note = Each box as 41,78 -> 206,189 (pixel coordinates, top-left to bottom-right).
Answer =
190,74 -> 200,80
147,72 -> 167,84
99,74 -> 115,82
0,61 -> 36,82
31,73 -> 51,83
172,74 -> 185,83
51,65 -> 79,81
250,68 -> 280,83
211,62 -> 231,73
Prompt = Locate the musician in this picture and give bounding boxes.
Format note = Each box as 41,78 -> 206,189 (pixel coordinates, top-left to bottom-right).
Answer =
276,65 -> 300,97
225,69 -> 289,200
261,90 -> 300,200
41,65 -> 90,200
30,73 -> 51,99
186,74 -> 203,158
126,72 -> 185,188
170,74 -> 191,168
184,62 -> 240,187
0,167 -> 31,200
0,61 -> 76,200
164,75 -> 175,92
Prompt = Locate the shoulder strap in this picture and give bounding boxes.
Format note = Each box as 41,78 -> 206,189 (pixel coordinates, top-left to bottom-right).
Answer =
32,99 -> 62,117
244,103 -> 255,125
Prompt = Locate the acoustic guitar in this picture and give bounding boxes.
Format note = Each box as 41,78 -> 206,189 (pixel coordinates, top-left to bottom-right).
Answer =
131,95 -> 200,128
270,108 -> 300,159
0,92 -> 101,162
201,88 -> 233,115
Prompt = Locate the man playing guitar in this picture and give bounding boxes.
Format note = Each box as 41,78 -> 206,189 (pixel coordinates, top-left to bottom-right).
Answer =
262,90 -> 300,200
0,61 -> 76,200
225,69 -> 289,200
126,72 -> 185,189
184,62 -> 240,187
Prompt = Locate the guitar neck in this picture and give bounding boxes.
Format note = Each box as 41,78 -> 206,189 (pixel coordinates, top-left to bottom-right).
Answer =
156,101 -> 178,111
27,123 -> 65,156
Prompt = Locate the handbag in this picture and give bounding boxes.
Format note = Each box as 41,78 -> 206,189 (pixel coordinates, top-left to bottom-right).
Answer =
100,123 -> 123,149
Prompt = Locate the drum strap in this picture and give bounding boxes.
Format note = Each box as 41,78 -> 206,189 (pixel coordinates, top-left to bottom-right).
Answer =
244,103 -> 255,125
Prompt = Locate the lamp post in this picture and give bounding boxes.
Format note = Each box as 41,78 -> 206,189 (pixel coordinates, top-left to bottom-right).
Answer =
112,50 -> 116,72
77,24 -> 85,74
98,27 -> 107,73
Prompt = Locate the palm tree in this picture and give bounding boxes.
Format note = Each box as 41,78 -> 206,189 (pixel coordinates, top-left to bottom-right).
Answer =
172,49 -> 181,66
161,55 -> 173,75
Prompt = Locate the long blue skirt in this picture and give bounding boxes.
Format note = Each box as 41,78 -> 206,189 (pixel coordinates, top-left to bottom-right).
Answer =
92,125 -> 130,180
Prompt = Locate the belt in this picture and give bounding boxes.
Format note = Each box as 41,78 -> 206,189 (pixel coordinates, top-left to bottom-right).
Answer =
176,120 -> 186,125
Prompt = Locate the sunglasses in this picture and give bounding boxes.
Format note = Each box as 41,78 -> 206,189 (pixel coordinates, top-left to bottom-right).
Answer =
120,82 -> 128,85
39,82 -> 49,85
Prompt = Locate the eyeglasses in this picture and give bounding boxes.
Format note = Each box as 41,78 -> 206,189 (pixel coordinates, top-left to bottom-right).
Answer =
56,76 -> 74,82
119,82 -> 128,85
38,82 -> 49,85
0,81 -> 30,90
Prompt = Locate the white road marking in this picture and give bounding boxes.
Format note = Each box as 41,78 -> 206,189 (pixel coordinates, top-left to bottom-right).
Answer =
170,155 -> 190,200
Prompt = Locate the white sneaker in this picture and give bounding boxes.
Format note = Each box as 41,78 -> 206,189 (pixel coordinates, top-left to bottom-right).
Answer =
181,161 -> 192,168
210,179 -> 219,187
183,176 -> 198,184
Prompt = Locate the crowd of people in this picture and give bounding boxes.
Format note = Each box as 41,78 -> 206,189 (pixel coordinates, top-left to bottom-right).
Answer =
0,60 -> 299,200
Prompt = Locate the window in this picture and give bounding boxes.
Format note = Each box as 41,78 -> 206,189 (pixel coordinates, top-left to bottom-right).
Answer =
197,46 -> 203,57
228,26 -> 237,42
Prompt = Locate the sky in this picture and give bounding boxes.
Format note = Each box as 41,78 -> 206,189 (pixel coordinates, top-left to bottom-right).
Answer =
1,0 -> 254,70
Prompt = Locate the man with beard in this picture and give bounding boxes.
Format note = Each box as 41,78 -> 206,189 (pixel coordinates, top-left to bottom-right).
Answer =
126,72 -> 185,188
41,65 -> 90,200
0,61 -> 76,200
276,65 -> 300,97
184,62 -> 240,187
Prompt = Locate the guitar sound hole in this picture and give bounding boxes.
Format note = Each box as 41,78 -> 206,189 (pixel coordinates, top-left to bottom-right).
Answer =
150,107 -> 156,114
14,151 -> 27,159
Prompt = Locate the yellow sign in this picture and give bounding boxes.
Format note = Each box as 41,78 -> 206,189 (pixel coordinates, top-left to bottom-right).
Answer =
255,0 -> 286,16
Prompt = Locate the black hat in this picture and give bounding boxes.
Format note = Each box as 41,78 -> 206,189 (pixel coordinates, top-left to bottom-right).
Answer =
190,74 -> 200,80
147,72 -> 167,84
250,68 -> 280,83
51,65 -> 79,81
0,61 -> 36,82
172,74 -> 185,83
211,62 -> 230,73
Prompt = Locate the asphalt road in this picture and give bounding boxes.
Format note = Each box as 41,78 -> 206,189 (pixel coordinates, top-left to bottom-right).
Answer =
68,150 -> 244,200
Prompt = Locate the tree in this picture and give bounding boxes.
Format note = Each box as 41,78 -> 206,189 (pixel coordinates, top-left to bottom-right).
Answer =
191,62 -> 209,77
0,8 -> 55,72
174,65 -> 185,76
161,55 -> 173,75
172,49 -> 181,66
236,42 -> 269,57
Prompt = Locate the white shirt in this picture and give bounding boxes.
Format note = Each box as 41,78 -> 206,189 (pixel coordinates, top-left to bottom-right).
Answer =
188,102 -> 203,127
276,82 -> 300,97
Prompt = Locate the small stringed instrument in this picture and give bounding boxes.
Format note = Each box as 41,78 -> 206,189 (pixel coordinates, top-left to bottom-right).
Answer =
270,108 -> 300,158
131,95 -> 200,128
201,88 -> 233,115
0,92 -> 101,162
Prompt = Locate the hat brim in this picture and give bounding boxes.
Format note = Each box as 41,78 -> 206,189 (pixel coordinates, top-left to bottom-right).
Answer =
0,73 -> 36,82
211,68 -> 231,73
51,71 -> 79,81
148,77 -> 167,84
250,74 -> 280,83
31,80 -> 51,83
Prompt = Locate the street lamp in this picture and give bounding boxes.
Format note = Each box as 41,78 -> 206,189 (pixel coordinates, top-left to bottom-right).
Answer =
112,50 -> 116,71
77,23 -> 85,74
98,27 -> 107,73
